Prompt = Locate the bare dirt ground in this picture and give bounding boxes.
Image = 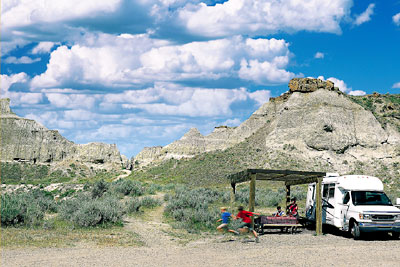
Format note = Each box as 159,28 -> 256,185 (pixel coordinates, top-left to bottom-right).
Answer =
2,196 -> 400,267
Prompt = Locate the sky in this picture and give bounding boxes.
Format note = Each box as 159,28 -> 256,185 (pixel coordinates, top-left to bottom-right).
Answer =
1,0 -> 400,158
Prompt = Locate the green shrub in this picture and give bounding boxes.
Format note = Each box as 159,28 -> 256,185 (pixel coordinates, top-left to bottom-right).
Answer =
140,196 -> 162,208
91,179 -> 109,199
59,194 -> 124,227
235,187 -> 285,207
0,191 -> 56,226
125,197 -> 142,213
111,179 -> 144,197
145,184 -> 162,195
164,187 -> 223,232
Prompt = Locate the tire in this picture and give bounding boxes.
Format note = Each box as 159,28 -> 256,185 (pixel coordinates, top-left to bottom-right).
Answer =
392,232 -> 400,240
350,221 -> 361,240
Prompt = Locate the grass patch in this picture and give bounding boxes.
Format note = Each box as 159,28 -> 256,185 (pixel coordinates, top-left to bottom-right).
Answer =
1,218 -> 143,248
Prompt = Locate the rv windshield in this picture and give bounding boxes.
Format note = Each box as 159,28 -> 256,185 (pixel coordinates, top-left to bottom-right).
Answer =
351,191 -> 392,206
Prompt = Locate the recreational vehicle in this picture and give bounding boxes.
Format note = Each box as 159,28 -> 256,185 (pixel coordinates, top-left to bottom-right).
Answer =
306,173 -> 400,239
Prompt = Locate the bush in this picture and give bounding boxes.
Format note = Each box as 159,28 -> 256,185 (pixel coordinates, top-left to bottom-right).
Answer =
0,190 -> 56,226
140,196 -> 162,208
91,179 -> 109,199
59,194 -> 124,227
125,197 -> 142,213
235,187 -> 285,207
164,187 -> 224,231
111,179 -> 144,197
145,183 -> 162,195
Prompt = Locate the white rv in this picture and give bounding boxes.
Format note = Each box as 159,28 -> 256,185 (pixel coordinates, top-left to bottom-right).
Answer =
306,173 -> 400,239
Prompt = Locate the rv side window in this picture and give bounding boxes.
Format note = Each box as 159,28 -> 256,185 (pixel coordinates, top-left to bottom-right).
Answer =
323,184 -> 335,198
343,192 -> 350,204
323,184 -> 329,198
329,187 -> 335,198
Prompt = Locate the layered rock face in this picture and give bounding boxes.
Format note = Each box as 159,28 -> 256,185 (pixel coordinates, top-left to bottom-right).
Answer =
133,78 -> 400,177
0,98 -> 126,170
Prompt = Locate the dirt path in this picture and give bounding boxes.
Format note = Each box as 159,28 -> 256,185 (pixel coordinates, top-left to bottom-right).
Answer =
124,193 -> 178,248
113,170 -> 132,181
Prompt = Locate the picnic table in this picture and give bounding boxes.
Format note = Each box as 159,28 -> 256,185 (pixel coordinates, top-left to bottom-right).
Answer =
254,216 -> 303,234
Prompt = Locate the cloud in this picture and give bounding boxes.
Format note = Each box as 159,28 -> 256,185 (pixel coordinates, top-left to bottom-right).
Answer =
2,0 -> 121,30
317,76 -> 366,96
314,52 -> 324,59
106,82 -> 270,117
32,42 -> 57,54
222,118 -> 241,127
394,13 -> 400,26
0,73 -> 44,105
31,34 -> 295,88
177,0 -> 352,37
46,93 -> 98,109
353,3 -> 375,26
392,82 -> 400,88
348,90 -> 367,96
4,56 -> 41,64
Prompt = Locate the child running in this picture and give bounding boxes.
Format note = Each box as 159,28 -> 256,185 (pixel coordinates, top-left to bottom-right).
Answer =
217,207 -> 239,235
236,206 -> 260,243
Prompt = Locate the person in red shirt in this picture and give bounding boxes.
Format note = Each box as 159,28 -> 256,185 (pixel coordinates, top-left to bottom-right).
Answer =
287,197 -> 298,218
236,206 -> 260,243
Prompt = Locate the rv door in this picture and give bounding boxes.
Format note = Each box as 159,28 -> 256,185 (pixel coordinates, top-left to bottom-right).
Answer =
340,191 -> 351,231
322,183 -> 335,224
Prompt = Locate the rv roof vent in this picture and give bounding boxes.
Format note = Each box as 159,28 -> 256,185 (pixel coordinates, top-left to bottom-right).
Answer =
326,173 -> 340,177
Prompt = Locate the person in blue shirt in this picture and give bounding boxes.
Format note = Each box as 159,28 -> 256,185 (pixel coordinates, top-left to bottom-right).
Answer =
217,207 -> 239,234
273,206 -> 285,217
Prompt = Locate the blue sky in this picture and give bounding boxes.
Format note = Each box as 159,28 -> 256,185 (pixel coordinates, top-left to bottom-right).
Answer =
1,0 -> 400,157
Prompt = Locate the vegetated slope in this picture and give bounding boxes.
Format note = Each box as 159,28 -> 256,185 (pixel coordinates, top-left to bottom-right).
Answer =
130,79 -> 400,195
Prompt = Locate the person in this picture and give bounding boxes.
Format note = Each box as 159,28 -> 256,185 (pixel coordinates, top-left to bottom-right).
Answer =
287,197 -> 298,218
217,207 -> 239,235
235,206 -> 260,243
273,206 -> 285,217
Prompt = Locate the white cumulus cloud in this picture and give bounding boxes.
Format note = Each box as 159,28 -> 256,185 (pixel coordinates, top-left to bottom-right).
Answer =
353,3 -> 375,26
392,82 -> 400,88
317,76 -> 366,96
4,56 -> 41,64
32,42 -> 57,54
394,13 -> 400,26
0,73 -> 43,105
314,52 -> 324,59
105,82 -> 270,117
31,34 -> 295,88
177,0 -> 352,37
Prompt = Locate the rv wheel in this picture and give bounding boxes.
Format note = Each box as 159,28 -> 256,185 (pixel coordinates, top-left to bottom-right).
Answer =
392,232 -> 399,240
350,222 -> 361,240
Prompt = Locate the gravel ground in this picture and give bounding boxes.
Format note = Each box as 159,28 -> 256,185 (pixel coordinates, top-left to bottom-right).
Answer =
2,230 -> 399,267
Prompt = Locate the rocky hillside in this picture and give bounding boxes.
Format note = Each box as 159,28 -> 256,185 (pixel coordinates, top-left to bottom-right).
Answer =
130,78 -> 400,192
0,98 -> 128,183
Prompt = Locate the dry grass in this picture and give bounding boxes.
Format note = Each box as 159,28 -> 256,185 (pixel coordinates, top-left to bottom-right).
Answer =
1,220 -> 144,249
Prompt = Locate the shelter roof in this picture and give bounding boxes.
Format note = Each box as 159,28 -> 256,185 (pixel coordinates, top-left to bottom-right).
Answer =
228,169 -> 326,186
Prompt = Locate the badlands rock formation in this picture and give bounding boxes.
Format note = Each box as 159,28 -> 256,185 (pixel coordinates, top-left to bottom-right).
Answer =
0,98 -> 127,171
133,78 -> 400,180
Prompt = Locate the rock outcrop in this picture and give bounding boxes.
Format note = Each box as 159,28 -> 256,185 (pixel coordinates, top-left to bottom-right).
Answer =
133,78 -> 400,183
0,98 -> 127,173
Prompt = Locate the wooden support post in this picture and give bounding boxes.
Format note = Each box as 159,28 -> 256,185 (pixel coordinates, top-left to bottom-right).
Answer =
286,184 -> 291,211
249,173 -> 256,228
316,177 -> 323,235
230,183 -> 236,211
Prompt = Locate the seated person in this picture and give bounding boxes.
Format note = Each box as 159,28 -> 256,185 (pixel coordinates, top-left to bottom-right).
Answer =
287,197 -> 298,218
273,206 -> 285,217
